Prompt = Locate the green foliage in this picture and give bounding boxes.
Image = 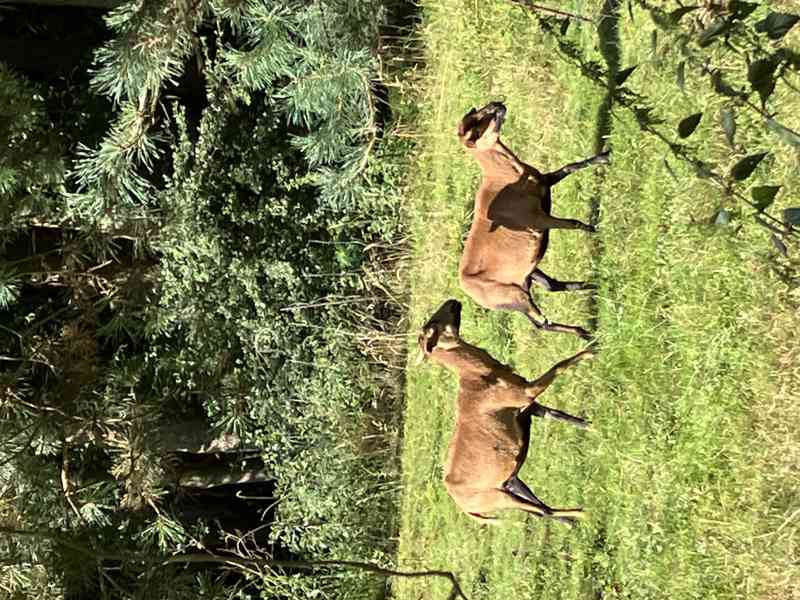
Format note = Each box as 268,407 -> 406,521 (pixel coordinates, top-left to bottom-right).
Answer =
2,1 -> 406,598
150,81 -> 403,589
542,0 -> 800,252
677,112 -> 702,138
91,1 -> 199,104
721,107 -> 736,146
73,100 -> 165,212
755,11 -> 800,40
0,65 -> 66,232
751,185 -> 781,212
730,151 -> 769,181
0,264 -> 22,308
74,0 -> 386,220
69,0 -> 203,216
217,0 -> 384,213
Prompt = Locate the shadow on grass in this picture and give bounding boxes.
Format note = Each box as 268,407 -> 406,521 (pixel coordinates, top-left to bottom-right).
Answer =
586,0 -> 622,338
578,4 -> 623,592
595,0 -> 622,154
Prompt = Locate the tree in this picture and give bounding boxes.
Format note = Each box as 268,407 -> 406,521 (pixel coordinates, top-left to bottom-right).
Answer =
1,1 -> 406,597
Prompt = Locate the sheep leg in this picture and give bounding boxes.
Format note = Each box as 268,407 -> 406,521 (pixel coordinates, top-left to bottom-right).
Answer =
531,212 -> 595,232
525,349 -> 594,398
527,402 -> 589,429
523,308 -> 592,340
509,294 -> 591,340
461,274 -> 591,339
543,150 -> 610,186
528,268 -> 596,292
504,475 -> 554,514
503,477 -> 583,524
463,489 -> 579,525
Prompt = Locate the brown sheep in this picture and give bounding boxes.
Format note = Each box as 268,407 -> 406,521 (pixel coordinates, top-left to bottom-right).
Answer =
419,299 -> 593,525
457,101 -> 609,339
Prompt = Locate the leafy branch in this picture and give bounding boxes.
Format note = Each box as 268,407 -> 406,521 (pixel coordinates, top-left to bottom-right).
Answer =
526,5 -> 800,249
509,0 -> 593,23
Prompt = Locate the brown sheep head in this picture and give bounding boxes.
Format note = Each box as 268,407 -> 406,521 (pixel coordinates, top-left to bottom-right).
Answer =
457,102 -> 506,150
418,299 -> 463,359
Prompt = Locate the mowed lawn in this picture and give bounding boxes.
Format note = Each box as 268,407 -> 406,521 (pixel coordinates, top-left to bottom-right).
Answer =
395,1 -> 799,599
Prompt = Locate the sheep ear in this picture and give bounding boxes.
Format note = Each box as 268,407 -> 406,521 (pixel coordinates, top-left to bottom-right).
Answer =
425,331 -> 439,354
458,129 -> 477,148
457,107 -> 477,137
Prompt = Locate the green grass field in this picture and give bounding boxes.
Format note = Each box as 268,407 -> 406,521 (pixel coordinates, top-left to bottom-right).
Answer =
394,1 -> 800,599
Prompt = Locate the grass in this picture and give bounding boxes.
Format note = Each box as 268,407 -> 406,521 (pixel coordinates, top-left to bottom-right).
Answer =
393,1 -> 800,599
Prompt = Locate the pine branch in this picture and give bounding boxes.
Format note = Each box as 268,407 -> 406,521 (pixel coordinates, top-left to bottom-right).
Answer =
72,0 -> 207,215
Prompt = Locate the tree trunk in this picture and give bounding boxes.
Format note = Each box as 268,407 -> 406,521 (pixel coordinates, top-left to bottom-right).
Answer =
177,459 -> 271,489
152,420 -> 244,454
